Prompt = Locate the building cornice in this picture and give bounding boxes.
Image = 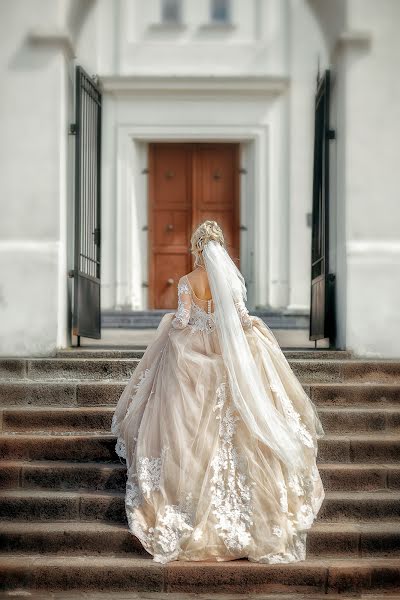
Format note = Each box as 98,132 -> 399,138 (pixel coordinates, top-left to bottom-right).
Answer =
100,74 -> 289,95
334,30 -> 372,55
28,28 -> 76,59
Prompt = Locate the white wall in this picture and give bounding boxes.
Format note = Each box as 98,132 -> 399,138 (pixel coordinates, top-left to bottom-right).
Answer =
287,0 -> 328,311
99,0 -> 295,312
117,0 -> 288,76
0,0 -> 99,356
344,0 -> 400,356
3,0 -> 399,356
0,0 -> 66,355
309,0 -> 400,356
100,84 -> 289,311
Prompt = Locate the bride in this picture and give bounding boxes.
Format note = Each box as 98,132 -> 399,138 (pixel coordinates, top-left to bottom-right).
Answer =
111,220 -> 325,564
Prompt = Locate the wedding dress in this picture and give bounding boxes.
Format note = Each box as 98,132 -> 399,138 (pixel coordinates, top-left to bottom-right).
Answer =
111,241 -> 325,564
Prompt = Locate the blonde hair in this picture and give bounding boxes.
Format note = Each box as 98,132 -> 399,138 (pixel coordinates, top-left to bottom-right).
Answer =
190,220 -> 225,265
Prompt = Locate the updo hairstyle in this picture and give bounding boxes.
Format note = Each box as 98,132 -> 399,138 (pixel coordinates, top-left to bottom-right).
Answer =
190,220 -> 225,267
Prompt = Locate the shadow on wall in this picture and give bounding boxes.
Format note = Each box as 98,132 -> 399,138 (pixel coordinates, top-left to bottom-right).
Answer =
7,0 -> 96,71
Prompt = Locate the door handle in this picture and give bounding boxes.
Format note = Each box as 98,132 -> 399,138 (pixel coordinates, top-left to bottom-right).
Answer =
167,278 -> 174,286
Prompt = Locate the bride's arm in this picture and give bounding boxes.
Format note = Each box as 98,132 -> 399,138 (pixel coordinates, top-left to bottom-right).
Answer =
171,277 -> 192,329
234,294 -> 253,329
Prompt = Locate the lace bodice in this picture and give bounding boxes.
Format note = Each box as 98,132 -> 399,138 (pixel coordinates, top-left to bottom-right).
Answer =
171,275 -> 252,332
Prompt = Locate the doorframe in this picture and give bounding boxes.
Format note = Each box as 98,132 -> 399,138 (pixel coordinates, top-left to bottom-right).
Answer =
114,124 -> 271,311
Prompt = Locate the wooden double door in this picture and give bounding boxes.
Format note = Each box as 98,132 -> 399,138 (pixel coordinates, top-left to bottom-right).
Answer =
148,143 -> 240,309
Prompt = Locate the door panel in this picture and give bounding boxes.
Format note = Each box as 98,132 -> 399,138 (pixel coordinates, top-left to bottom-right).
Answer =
152,144 -> 191,207
193,144 -> 240,259
154,253 -> 188,310
72,66 -> 102,343
309,69 -> 336,345
149,143 -> 240,309
149,144 -> 192,308
153,210 -> 190,248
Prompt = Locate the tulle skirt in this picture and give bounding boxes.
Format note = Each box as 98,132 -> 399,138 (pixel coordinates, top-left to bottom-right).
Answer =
111,314 -> 325,564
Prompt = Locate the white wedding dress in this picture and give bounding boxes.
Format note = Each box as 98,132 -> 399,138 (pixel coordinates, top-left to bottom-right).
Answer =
111,243 -> 325,564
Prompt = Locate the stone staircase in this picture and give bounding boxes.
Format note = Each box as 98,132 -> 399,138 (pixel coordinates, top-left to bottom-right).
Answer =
0,349 -> 400,595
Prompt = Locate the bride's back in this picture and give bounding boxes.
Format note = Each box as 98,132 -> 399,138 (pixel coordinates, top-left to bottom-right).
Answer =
186,268 -> 212,302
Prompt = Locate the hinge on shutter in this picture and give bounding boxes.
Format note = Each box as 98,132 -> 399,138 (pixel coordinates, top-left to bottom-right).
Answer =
69,123 -> 77,135
93,228 -> 101,246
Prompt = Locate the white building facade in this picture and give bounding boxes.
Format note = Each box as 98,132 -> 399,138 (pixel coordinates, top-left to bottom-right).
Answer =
1,0 -> 399,357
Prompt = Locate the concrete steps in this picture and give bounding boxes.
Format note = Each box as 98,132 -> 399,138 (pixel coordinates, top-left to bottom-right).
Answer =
0,594 -> 399,600
0,459 -> 398,495
1,521 -> 399,559
1,350 -> 400,594
56,349 -> 353,360
0,460 -> 127,492
1,358 -> 400,383
1,555 -> 399,594
1,459 -> 399,492
1,380 -> 399,408
2,404 -> 400,433
1,431 -> 400,463
101,308 -> 311,330
1,488 -> 400,524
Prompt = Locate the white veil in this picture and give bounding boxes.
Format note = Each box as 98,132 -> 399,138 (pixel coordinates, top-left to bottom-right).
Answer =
202,240 -> 306,471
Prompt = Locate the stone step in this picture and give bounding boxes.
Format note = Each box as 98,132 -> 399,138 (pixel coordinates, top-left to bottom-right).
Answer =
101,308 -> 311,330
2,594 -> 394,600
1,380 -> 399,409
56,349 -> 353,361
0,555 -> 399,594
290,360 -> 400,384
1,521 -> 399,559
308,383 -> 400,406
0,460 -> 127,492
0,490 -> 126,523
1,406 -> 116,432
1,358 -> 400,383
317,406 -> 400,433
0,433 -> 120,462
3,405 -> 400,434
317,433 -> 400,463
1,432 -> 399,464
58,349 -> 147,359
0,589 -> 400,600
0,358 -> 139,382
0,521 -> 146,557
1,490 -> 399,524
1,460 -> 399,493
318,462 -> 400,491
0,381 -> 126,407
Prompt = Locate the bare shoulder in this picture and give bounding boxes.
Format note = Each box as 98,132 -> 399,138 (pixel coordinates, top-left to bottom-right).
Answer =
186,268 -> 207,283
185,268 -> 212,300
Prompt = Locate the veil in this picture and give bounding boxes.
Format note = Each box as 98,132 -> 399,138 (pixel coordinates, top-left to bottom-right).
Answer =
202,240 -> 307,471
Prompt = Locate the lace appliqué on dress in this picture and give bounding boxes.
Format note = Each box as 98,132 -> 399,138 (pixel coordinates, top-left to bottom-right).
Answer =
111,367 -> 153,461
234,297 -> 252,329
170,274 -> 253,334
138,447 -> 168,495
152,492 -> 195,562
270,382 -> 314,449
210,381 -> 253,552
125,449 -> 196,563
111,413 -> 127,460
172,280 -> 191,329
189,302 -> 216,333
